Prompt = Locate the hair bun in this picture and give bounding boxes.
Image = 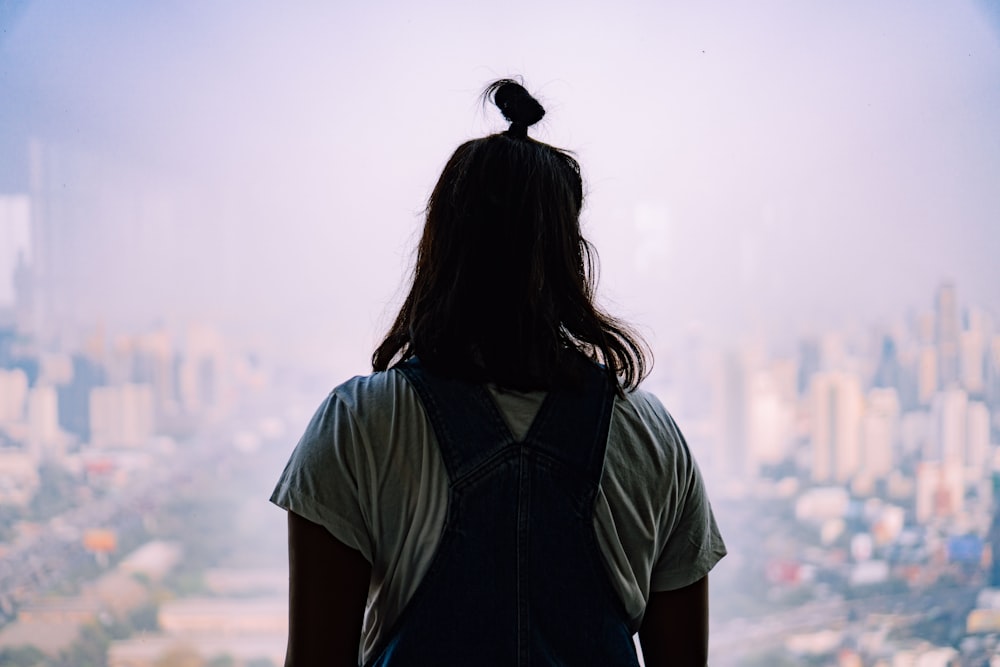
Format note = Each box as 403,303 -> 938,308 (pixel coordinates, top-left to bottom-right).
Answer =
486,79 -> 545,137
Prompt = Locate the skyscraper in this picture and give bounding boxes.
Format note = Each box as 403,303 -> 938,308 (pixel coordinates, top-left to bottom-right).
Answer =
862,387 -> 901,480
717,349 -> 748,481
0,195 -> 33,335
935,282 -> 960,389
966,402 -> 991,483
797,337 -> 820,395
26,139 -> 49,335
990,336 -> 1000,405
0,368 -> 28,425
810,371 -> 864,483
873,335 -> 901,390
960,324 -> 986,396
929,387 -> 968,469
27,384 -> 62,460
918,345 -> 938,406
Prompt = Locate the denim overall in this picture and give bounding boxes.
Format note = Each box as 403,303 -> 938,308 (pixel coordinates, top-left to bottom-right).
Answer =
366,358 -> 640,666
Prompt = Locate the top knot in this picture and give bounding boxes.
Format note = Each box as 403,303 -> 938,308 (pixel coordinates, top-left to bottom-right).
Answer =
485,79 -> 545,139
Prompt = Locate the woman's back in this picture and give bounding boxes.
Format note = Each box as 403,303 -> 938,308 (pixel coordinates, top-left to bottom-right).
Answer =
271,361 -> 725,664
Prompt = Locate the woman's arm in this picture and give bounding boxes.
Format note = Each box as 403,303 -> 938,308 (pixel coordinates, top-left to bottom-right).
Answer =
285,511 -> 371,667
638,574 -> 709,667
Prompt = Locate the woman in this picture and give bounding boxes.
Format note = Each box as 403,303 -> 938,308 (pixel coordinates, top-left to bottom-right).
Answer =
271,79 -> 726,666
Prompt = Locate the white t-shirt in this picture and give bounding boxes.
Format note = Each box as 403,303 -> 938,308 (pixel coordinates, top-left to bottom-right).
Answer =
271,369 -> 726,664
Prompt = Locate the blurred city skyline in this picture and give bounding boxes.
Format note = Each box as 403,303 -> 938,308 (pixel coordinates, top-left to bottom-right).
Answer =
3,4 -> 1000,662
1,0 -> 999,378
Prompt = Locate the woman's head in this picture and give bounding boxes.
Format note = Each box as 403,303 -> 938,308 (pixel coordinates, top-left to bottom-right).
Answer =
373,79 -> 649,391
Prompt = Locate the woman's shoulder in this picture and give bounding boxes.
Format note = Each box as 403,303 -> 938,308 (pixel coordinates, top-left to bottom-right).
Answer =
325,369 -> 437,462
613,387 -> 685,446
287,369 -> 416,459
329,367 -> 417,414
607,386 -> 694,482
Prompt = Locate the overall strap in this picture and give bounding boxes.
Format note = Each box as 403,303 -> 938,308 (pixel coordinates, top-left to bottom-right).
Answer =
520,359 -> 616,487
396,357 -> 615,486
396,358 -> 516,482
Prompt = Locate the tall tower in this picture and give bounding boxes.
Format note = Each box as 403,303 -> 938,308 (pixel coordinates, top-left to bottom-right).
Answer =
797,338 -> 820,395
12,252 -> 34,334
873,335 -> 901,390
862,387 -> 900,479
718,349 -> 748,480
917,346 -> 938,406
27,139 -> 50,335
967,401 -> 990,482
810,371 -> 864,483
960,308 -> 987,396
990,476 -> 1000,586
928,387 -> 968,468
935,282 -> 960,389
0,195 -> 31,328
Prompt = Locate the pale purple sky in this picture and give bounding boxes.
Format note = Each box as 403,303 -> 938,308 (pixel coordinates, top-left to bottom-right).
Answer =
1,0 -> 998,373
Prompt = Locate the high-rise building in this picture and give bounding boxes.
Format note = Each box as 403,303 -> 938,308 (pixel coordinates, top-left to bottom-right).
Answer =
900,411 -> 932,460
0,195 -> 31,309
991,494 -> 1000,586
0,367 -> 28,425
89,384 -> 155,448
961,329 -> 986,395
56,353 -> 106,442
178,324 -> 232,418
23,138 -> 218,334
990,335 -> 1000,405
11,251 -> 34,333
810,371 -> 864,483
918,346 -> 938,405
132,329 -> 177,417
26,140 -> 50,334
27,384 -> 63,460
797,338 -> 820,395
862,387 -> 900,479
747,365 -> 795,469
929,387 -> 968,469
967,402 -> 991,483
27,139 -> 117,332
935,282 -> 960,388
716,349 -> 748,480
873,336 -> 901,390
914,310 -> 936,346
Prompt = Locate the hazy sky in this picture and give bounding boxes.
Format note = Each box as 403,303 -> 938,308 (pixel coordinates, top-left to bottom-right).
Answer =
1,0 -> 999,373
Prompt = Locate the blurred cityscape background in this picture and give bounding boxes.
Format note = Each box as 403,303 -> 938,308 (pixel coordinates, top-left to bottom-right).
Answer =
1,1 -> 1000,666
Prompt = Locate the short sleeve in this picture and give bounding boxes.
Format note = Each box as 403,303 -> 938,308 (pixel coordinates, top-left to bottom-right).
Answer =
270,391 -> 374,564
648,412 -> 727,592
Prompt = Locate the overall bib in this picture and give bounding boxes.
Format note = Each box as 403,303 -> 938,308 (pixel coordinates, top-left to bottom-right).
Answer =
366,358 -> 641,666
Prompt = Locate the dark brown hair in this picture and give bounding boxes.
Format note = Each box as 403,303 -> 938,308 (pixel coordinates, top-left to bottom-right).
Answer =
372,79 -> 650,392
